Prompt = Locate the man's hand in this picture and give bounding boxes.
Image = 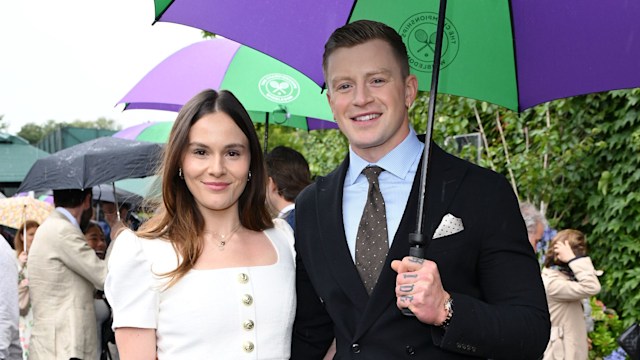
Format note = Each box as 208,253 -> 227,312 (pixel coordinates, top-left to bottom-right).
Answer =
391,256 -> 450,325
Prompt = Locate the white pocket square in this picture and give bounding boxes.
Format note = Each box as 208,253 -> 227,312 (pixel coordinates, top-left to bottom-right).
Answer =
433,213 -> 464,239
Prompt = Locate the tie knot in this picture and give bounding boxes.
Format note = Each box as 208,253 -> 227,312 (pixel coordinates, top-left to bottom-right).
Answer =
362,166 -> 383,184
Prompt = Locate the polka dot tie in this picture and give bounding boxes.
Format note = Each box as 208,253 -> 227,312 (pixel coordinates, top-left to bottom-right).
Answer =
355,166 -> 388,295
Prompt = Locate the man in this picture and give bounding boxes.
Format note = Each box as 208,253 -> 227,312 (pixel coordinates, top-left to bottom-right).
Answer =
265,146 -> 312,230
292,20 -> 550,359
519,202 -> 547,252
27,189 -> 107,360
0,235 -> 22,360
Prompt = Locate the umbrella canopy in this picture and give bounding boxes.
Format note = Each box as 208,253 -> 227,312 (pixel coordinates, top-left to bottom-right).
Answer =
112,121 -> 173,143
118,38 -> 338,131
0,197 -> 54,229
92,184 -> 144,208
154,0 -> 640,112
18,137 -> 164,192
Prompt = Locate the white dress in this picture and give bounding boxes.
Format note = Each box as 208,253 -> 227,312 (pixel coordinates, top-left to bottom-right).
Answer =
105,219 -> 296,360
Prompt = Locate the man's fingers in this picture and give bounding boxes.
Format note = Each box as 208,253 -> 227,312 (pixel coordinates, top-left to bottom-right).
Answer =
393,256 -> 426,273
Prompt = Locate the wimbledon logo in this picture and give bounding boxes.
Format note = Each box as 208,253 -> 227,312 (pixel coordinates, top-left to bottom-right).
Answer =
400,12 -> 460,73
258,73 -> 301,103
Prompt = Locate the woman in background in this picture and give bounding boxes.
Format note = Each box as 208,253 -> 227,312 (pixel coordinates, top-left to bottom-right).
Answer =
83,220 -> 116,360
13,220 -> 39,360
106,89 -> 295,359
542,229 -> 601,360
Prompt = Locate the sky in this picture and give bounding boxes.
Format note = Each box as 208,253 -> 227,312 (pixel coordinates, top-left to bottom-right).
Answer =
0,0 -> 203,134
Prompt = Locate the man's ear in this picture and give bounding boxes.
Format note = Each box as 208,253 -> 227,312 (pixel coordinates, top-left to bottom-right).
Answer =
404,74 -> 418,108
268,177 -> 278,193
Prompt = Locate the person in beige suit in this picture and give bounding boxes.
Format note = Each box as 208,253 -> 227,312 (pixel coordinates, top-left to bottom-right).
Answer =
27,188 -> 107,360
542,229 -> 601,360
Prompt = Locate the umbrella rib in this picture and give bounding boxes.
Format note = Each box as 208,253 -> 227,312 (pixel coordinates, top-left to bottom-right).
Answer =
507,0 -> 523,113
153,0 -> 175,24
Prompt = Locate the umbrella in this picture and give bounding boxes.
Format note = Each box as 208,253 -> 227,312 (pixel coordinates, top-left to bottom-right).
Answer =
154,0 -> 640,261
112,121 -> 173,143
117,37 -> 338,152
153,0 -> 640,113
0,197 -> 54,229
92,184 -> 144,208
17,137 -> 164,192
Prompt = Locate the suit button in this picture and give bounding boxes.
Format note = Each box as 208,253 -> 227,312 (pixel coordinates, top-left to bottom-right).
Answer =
405,345 -> 416,355
351,343 -> 361,353
241,294 -> 253,306
243,319 -> 255,331
243,341 -> 254,352
238,273 -> 249,283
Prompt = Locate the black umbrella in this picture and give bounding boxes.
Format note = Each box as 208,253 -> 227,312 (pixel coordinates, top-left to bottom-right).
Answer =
17,137 -> 163,192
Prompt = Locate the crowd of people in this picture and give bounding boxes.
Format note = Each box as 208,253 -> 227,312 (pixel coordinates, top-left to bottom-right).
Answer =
1,19 -> 627,360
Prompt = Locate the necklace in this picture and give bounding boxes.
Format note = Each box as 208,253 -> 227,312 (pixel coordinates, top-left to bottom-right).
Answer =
207,223 -> 242,250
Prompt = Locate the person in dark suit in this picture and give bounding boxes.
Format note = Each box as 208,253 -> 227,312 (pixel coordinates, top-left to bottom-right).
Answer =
291,20 -> 550,359
265,146 -> 312,231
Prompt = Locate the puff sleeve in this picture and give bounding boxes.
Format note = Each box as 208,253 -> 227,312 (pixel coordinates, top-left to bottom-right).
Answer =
273,218 -> 296,262
105,230 -> 159,330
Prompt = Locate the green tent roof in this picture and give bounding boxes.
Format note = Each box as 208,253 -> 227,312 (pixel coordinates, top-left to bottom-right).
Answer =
0,133 -> 50,183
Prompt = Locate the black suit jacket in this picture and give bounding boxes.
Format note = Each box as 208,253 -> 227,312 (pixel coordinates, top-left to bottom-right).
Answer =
292,141 -> 550,359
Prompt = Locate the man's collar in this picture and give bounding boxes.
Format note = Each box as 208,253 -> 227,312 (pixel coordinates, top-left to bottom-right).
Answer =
278,203 -> 295,218
55,207 -> 80,229
346,127 -> 423,185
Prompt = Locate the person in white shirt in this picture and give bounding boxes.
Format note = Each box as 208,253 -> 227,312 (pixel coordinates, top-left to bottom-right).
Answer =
0,235 -> 23,360
106,89 -> 296,360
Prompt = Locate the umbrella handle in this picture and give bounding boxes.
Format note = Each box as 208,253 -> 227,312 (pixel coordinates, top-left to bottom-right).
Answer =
400,235 -> 426,317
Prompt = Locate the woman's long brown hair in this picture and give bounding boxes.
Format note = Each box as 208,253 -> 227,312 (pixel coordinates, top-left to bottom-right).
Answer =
137,89 -> 273,288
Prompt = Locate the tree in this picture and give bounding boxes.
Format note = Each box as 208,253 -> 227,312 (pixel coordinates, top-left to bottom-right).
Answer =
17,117 -> 121,145
0,114 -> 8,132
17,122 -> 47,144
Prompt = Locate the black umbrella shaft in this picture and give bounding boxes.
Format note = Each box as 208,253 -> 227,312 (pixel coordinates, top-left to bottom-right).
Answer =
410,0 -> 448,257
402,0 -> 449,319
264,113 -> 270,154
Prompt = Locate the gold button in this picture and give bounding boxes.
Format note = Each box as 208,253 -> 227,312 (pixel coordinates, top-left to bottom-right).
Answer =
243,320 -> 255,330
242,294 -> 253,306
238,273 -> 249,283
243,341 -> 254,352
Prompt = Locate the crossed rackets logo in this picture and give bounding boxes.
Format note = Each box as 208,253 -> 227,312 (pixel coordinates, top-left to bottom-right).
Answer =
258,73 -> 300,103
400,12 -> 460,73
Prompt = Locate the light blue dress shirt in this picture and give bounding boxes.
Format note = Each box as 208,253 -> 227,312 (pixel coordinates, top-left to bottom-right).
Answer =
343,129 -> 424,261
56,207 -> 80,229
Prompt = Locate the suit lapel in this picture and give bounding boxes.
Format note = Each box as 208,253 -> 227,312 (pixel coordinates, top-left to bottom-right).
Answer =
354,142 -> 468,339
316,158 -> 370,308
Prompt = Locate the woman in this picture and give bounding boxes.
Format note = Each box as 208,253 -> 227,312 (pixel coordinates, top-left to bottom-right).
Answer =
105,89 -> 295,359
542,229 -> 601,360
14,220 -> 39,360
83,221 -> 116,360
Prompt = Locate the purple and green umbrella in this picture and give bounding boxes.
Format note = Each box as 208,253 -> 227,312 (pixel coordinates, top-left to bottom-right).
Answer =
153,0 -> 640,113
154,0 -> 640,257
113,121 -> 173,143
118,37 -> 337,151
